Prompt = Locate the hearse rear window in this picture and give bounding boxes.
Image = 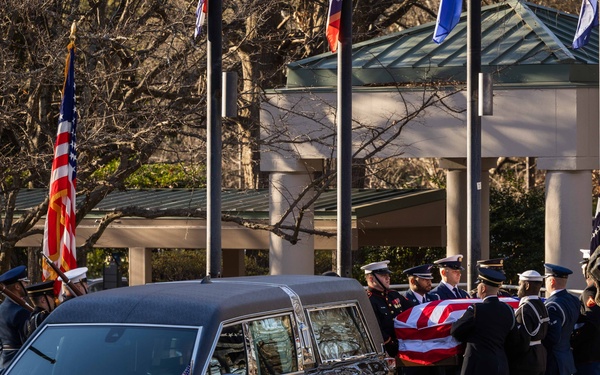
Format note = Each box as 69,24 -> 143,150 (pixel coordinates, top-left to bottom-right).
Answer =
8,325 -> 198,375
307,304 -> 375,362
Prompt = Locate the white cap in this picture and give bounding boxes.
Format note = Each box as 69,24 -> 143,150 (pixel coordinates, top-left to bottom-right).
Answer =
360,261 -> 392,274
518,270 -> 543,282
63,267 -> 88,283
434,255 -> 464,270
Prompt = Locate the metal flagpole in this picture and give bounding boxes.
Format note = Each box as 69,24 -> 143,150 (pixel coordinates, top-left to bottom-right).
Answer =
466,0 -> 482,291
337,0 -> 353,278
206,0 -> 222,277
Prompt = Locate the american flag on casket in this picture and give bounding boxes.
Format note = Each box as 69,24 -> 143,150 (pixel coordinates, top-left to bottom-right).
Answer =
394,297 -> 519,365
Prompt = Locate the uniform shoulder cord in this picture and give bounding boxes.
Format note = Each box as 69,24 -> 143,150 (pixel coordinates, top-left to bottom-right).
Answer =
519,300 -> 550,336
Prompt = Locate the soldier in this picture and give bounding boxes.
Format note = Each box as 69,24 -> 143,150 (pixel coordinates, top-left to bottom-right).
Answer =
430,255 -> 470,299
450,268 -> 522,375
542,263 -> 580,375
24,280 -> 56,338
508,270 -> 549,375
361,260 -> 407,357
0,266 -> 31,369
402,264 -> 440,308
61,267 -> 88,302
470,258 -> 512,297
571,249 -> 600,374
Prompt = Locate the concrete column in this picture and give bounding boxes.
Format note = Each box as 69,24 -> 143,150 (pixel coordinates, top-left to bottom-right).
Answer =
128,247 -> 152,286
222,249 -> 245,277
269,172 -> 316,275
440,158 -> 494,260
544,170 -> 591,290
445,168 -> 467,257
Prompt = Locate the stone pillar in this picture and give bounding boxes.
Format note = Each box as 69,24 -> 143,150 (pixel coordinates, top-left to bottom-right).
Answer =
440,158 -> 495,260
269,171 -> 316,275
129,247 -> 152,286
544,170 -> 591,290
222,249 -> 245,277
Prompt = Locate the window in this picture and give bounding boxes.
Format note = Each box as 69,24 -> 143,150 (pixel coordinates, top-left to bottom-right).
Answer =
307,305 -> 375,362
7,324 -> 198,375
207,324 -> 247,375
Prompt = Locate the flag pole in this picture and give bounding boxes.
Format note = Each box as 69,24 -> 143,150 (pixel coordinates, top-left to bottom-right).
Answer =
337,0 -> 353,277
206,0 -> 222,277
466,0 -> 482,292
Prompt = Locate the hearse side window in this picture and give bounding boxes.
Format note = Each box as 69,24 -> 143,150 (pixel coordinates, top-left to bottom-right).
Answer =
248,315 -> 298,375
207,324 -> 247,375
208,315 -> 299,375
307,304 -> 375,362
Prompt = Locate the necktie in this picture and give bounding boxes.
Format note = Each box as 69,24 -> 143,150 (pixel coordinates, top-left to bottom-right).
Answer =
453,287 -> 460,298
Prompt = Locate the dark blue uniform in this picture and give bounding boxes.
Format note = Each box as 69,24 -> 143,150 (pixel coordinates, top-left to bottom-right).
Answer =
0,298 -> 30,368
367,287 -> 405,357
543,290 -> 580,375
571,285 -> 600,374
508,296 -> 549,375
451,296 -> 520,375
403,289 -> 440,308
431,282 -> 470,300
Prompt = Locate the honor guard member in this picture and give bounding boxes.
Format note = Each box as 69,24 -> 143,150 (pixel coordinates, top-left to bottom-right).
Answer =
508,270 -> 549,375
24,280 -> 56,338
361,260 -> 406,357
402,264 -> 440,309
431,255 -> 470,299
470,258 -> 512,297
451,268 -> 522,375
0,266 -> 31,369
542,263 -> 580,375
61,267 -> 88,302
571,250 -> 600,374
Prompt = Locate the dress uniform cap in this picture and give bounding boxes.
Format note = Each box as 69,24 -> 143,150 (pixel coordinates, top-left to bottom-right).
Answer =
63,267 -> 88,283
580,249 -> 591,264
476,257 -> 507,271
518,270 -> 544,282
360,261 -> 392,274
0,265 -> 27,285
475,267 -> 506,287
544,263 -> 572,278
433,255 -> 464,270
26,280 -> 56,297
402,264 -> 434,279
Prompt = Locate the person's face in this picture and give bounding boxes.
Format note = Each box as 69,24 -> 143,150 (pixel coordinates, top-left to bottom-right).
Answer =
412,277 -> 432,295
367,273 -> 390,291
517,280 -> 527,298
443,268 -> 462,286
34,295 -> 55,312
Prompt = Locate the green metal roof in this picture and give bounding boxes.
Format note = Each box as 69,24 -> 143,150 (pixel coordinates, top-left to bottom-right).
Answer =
13,188 -> 445,220
286,0 -> 598,88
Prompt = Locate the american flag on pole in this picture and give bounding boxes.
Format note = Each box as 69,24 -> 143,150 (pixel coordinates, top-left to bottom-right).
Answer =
42,40 -> 78,286
194,0 -> 207,38
326,0 -> 343,52
394,298 -> 519,365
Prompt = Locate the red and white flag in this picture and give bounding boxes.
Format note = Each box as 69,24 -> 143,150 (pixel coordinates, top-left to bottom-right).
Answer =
42,41 -> 78,288
326,0 -> 343,52
194,0 -> 208,38
394,298 -> 519,365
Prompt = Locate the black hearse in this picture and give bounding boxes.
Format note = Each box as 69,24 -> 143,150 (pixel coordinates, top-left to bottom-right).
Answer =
4,275 -> 394,375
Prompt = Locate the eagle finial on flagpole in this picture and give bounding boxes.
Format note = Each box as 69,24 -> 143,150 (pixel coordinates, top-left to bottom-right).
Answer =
70,22 -> 77,42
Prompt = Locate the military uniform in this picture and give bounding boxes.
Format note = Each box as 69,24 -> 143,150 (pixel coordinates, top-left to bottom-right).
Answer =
0,266 -> 31,369
430,255 -> 470,301
542,264 -> 581,375
572,285 -> 600,374
24,280 -> 56,338
509,296 -> 549,375
450,268 -> 521,375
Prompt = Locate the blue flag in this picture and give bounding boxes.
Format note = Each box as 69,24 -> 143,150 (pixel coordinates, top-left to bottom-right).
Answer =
433,0 -> 463,44
573,0 -> 598,49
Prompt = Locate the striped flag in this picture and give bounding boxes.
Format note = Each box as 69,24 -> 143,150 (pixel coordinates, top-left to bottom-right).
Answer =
432,0 -> 463,44
573,0 -> 598,49
194,0 -> 208,38
326,0 -> 343,52
590,199 -> 600,256
42,41 -> 78,286
394,297 -> 519,364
